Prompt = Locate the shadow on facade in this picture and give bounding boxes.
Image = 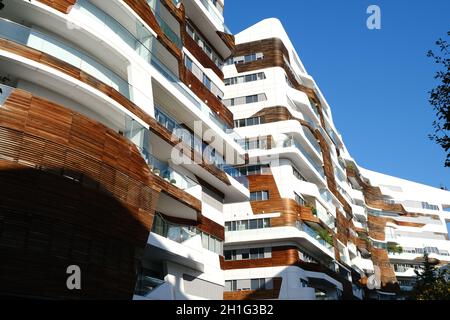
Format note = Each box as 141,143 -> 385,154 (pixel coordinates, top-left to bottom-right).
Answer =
0,166 -> 152,300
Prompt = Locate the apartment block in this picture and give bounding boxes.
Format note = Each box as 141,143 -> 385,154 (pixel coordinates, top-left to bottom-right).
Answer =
0,0 -> 448,300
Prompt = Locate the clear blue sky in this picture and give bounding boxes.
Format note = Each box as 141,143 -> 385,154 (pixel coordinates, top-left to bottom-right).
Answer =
224,0 -> 450,232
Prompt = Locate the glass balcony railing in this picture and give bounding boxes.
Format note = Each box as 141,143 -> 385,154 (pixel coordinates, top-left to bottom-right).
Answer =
147,154 -> 198,190
152,213 -> 199,244
146,0 -> 182,48
155,106 -> 248,188
320,189 -> 334,205
198,0 -> 231,34
0,17 -> 153,109
283,138 -> 325,179
296,221 -> 334,253
74,1 -> 239,136
0,83 -> 13,105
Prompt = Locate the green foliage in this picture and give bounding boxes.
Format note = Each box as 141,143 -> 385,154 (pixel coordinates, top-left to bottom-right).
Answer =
427,31 -> 450,167
307,204 -> 318,216
387,242 -> 403,254
317,229 -> 333,246
409,254 -> 450,300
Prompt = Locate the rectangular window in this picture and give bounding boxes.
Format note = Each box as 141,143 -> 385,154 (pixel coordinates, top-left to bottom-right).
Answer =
250,191 -> 269,201
251,279 -> 263,290
224,250 -> 232,261
201,233 -> 208,249
295,192 -> 306,206
241,250 -> 250,260
246,95 -> 258,104
249,219 -> 258,230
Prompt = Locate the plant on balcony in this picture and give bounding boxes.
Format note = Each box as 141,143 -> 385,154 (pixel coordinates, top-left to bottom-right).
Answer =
306,203 -> 318,216
387,243 -> 403,255
317,229 -> 333,246
153,168 -> 161,176
170,179 -> 177,185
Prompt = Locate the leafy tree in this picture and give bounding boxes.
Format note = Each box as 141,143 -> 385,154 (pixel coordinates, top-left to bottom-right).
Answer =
427,31 -> 450,167
410,253 -> 450,300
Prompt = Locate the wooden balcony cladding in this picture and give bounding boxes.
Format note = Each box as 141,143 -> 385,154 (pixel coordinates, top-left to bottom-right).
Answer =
223,278 -> 282,300
184,32 -> 224,79
161,0 -> 185,22
247,174 -> 328,229
249,105 -> 352,215
180,66 -> 233,127
248,174 -> 298,227
123,0 -> 181,60
147,116 -> 231,186
367,214 -> 387,241
370,247 -> 399,292
216,31 -> 235,53
349,164 -> 408,214
234,38 -> 288,72
0,89 -> 159,299
36,0 -> 77,13
221,246 -> 298,270
0,39 -> 229,190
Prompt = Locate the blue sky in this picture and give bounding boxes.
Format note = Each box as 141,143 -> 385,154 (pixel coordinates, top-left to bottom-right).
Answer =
224,0 -> 450,233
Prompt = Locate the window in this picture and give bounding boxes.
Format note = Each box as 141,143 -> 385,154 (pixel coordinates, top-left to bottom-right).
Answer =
235,164 -> 270,176
225,218 -> 270,232
293,166 -> 307,181
250,191 -> 269,201
224,94 -> 267,107
184,55 -> 224,99
200,232 -> 223,255
225,72 -> 266,86
225,280 -> 237,292
250,248 -> 265,259
249,219 -> 258,230
224,248 -> 269,261
185,55 -> 193,70
422,202 -> 439,210
226,53 -> 264,65
234,117 -> 262,128
224,250 -> 233,261
240,137 -> 269,151
295,192 -> 306,206
300,278 -> 309,288
239,220 -> 249,231
251,279 -> 264,290
186,22 -> 223,68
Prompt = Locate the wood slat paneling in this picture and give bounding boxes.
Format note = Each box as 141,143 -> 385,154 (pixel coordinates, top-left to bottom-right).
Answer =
0,89 -> 161,299
36,0 -> 77,13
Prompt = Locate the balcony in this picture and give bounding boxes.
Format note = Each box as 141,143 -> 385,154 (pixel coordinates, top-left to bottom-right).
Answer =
296,222 -> 335,255
134,275 -> 166,298
147,0 -> 182,48
152,213 -> 199,244
65,1 -> 239,137
198,0 -> 230,33
154,106 -> 249,189
283,138 -> 325,179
